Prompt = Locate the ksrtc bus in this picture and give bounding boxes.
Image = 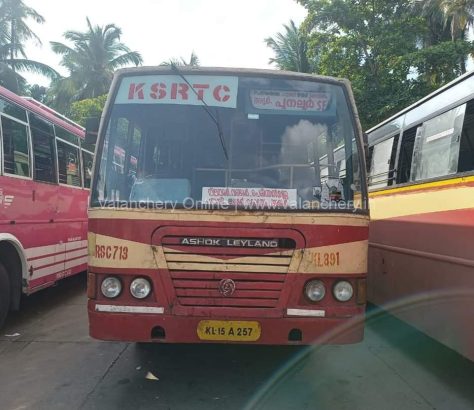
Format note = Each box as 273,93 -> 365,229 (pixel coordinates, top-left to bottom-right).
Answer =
0,86 -> 93,327
366,71 -> 474,361
87,67 -> 369,345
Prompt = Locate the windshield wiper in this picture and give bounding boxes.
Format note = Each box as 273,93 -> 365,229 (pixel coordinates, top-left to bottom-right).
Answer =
170,63 -> 229,160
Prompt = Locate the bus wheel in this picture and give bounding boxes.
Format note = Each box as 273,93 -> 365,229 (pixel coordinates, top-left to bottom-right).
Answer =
0,261 -> 10,329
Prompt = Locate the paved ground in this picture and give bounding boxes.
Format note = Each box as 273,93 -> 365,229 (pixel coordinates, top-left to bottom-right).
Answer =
1,273 -> 473,410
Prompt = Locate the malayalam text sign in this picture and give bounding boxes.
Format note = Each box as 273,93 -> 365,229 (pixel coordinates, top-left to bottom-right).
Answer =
202,187 -> 297,208
250,89 -> 330,113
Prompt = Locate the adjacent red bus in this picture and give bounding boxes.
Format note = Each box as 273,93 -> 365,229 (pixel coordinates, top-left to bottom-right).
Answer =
366,71 -> 474,361
0,86 -> 93,327
87,67 -> 369,345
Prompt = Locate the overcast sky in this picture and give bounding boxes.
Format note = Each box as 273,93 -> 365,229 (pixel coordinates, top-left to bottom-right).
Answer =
23,0 -> 307,86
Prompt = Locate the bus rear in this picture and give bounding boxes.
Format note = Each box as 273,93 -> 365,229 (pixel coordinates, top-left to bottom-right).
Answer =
87,67 -> 369,344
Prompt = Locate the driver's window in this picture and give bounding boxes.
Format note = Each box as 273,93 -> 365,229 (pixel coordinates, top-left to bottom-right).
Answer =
229,118 -> 265,187
139,123 -> 186,178
230,118 -> 262,170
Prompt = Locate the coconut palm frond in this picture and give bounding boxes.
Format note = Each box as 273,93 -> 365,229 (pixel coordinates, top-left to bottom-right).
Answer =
8,58 -> 60,79
49,17 -> 142,108
265,20 -> 312,73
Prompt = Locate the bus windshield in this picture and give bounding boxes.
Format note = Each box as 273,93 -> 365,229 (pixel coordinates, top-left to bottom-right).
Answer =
92,73 -> 363,210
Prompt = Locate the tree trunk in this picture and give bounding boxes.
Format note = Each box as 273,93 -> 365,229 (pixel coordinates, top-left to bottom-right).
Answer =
460,29 -> 467,74
10,18 -> 15,72
461,56 -> 467,74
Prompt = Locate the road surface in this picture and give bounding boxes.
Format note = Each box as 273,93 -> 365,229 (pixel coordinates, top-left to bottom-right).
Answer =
1,273 -> 473,410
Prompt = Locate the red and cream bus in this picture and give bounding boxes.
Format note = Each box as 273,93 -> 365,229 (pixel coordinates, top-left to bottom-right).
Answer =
366,71 -> 474,360
0,86 -> 93,327
87,67 -> 369,345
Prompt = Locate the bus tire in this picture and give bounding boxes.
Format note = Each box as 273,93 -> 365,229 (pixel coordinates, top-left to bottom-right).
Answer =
0,261 -> 10,329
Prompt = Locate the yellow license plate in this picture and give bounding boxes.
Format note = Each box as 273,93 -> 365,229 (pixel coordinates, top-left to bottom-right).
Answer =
197,320 -> 261,342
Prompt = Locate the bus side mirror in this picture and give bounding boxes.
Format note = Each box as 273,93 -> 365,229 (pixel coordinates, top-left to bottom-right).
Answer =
85,116 -> 100,144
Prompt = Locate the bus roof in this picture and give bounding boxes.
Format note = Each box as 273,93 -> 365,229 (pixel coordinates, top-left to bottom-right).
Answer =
112,66 -> 350,87
0,85 -> 85,138
366,70 -> 474,136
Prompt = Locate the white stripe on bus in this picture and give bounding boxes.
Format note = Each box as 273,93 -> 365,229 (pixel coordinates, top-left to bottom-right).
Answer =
30,248 -> 88,269
65,248 -> 88,260
25,240 -> 86,260
30,254 -> 65,269
65,240 -> 88,251
32,256 -> 88,279
33,262 -> 66,278
26,243 -> 65,260
65,256 -> 88,269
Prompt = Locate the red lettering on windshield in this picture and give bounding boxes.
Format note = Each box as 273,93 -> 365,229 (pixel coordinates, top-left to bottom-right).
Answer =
150,83 -> 166,99
193,84 -> 210,100
171,83 -> 189,100
213,85 -> 230,102
128,83 -> 145,99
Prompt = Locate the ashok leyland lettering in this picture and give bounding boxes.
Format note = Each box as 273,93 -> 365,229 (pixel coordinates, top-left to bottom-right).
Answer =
87,67 -> 369,344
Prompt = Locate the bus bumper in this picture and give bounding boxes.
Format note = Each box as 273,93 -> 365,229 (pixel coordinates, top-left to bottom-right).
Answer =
88,302 -> 365,345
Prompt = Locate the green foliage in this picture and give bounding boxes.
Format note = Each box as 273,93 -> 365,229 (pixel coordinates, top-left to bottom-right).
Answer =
69,94 -> 107,127
0,0 -> 58,93
297,0 -> 474,129
433,0 -> 474,40
161,51 -> 200,67
27,83 -> 48,102
49,17 -> 142,112
265,20 -> 314,72
0,62 -> 26,92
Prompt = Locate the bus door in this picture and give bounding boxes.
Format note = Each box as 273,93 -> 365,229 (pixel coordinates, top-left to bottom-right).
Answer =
27,112 -> 63,290
56,129 -> 87,278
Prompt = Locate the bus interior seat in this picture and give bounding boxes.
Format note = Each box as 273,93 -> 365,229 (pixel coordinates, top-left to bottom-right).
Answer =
129,178 -> 191,203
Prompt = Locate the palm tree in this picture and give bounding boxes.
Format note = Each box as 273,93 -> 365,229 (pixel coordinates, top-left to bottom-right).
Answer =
440,0 -> 474,41
161,51 -> 200,67
50,17 -> 143,110
0,0 -> 58,93
0,62 -> 25,91
411,0 -> 474,72
27,83 -> 47,102
442,0 -> 474,72
265,20 -> 313,73
410,0 -> 451,46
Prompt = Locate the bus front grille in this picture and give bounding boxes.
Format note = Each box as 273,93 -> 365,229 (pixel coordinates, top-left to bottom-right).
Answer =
161,236 -> 295,308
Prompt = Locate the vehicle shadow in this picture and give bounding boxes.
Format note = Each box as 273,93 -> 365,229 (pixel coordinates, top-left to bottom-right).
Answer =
365,304 -> 474,405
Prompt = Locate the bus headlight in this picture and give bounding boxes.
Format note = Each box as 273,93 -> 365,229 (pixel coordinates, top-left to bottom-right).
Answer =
305,280 -> 326,302
333,281 -> 353,302
130,278 -> 151,299
101,277 -> 122,298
